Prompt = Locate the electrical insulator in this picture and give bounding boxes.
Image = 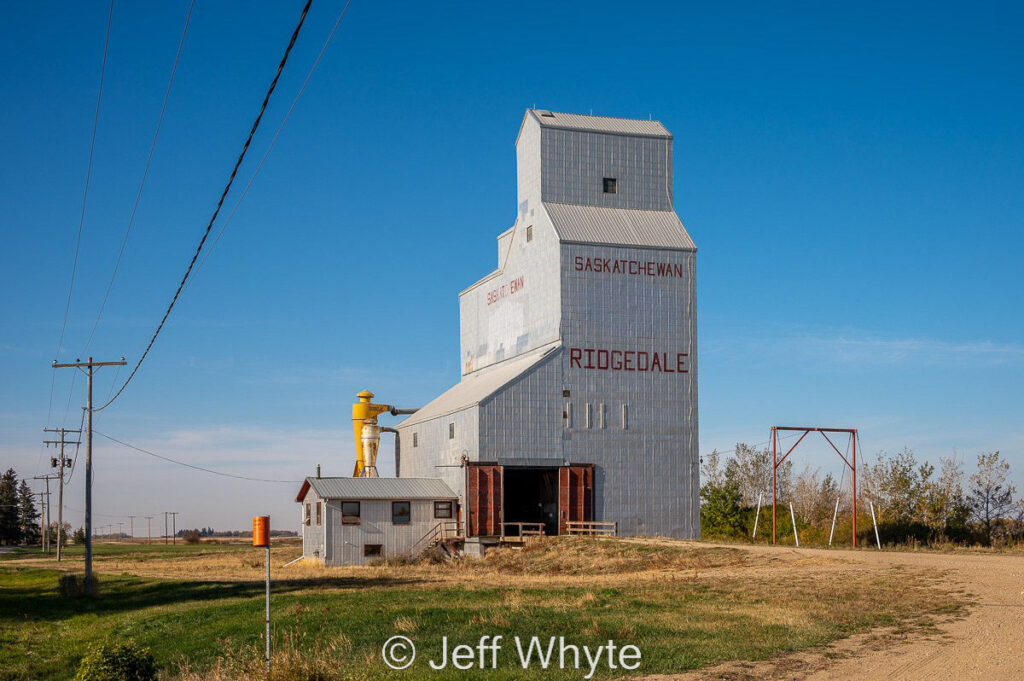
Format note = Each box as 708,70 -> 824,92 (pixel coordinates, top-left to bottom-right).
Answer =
50,458 -> 58,468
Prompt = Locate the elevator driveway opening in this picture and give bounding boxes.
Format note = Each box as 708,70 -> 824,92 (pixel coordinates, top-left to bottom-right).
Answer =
503,467 -> 559,536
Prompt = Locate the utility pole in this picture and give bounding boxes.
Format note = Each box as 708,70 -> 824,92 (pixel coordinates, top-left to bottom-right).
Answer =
163,512 -> 169,545
52,356 -> 126,595
145,515 -> 153,544
35,491 -> 47,551
169,512 -> 179,544
128,515 -> 135,540
33,476 -> 57,553
44,427 -> 79,561
117,522 -> 124,539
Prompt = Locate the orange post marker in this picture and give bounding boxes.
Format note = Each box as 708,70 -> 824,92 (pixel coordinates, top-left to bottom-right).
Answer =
253,516 -> 270,547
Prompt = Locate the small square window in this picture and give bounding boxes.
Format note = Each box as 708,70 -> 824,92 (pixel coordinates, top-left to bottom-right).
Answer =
392,501 -> 411,524
413,432 -> 418,448
364,544 -> 382,557
449,423 -> 455,439
342,501 -> 360,525
434,501 -> 453,519
562,389 -> 571,398
526,225 -> 533,242
603,177 -> 617,194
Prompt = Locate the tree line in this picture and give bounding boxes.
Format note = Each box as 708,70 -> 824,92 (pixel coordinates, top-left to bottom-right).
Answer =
701,444 -> 1023,546
0,468 -> 89,546
0,468 -> 41,545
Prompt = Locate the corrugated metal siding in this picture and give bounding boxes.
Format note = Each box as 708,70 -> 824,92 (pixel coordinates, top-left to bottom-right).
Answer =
544,203 -> 696,250
530,110 -> 671,138
459,198 -> 562,375
300,489 -> 326,561
540,128 -> 674,210
324,498 -> 447,566
305,477 -> 457,500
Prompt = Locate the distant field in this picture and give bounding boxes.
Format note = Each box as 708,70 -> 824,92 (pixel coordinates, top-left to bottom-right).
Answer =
0,538 -> 967,680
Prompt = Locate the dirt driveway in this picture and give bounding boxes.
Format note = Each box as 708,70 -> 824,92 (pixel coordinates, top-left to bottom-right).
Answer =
675,543 -> 1024,680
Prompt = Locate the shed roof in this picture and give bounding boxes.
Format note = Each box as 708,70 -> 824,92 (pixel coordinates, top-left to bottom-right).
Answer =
544,202 -> 696,250
397,345 -> 558,428
296,477 -> 457,502
527,109 -> 671,138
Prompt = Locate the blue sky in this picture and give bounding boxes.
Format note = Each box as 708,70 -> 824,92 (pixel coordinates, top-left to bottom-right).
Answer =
1,1 -> 1022,531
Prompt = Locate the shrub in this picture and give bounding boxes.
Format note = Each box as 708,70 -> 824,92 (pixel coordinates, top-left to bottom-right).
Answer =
73,527 -> 87,544
74,639 -> 156,681
182,530 -> 201,545
58,574 -> 100,598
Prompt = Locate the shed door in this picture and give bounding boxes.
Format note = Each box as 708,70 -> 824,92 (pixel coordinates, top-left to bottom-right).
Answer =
559,465 -> 594,534
467,464 -> 503,536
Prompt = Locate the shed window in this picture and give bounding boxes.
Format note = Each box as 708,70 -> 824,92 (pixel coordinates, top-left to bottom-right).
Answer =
304,502 -> 311,526
434,501 -> 453,519
316,501 -> 322,526
341,501 -> 361,525
449,423 -> 455,439
526,225 -> 533,242
364,544 -> 382,557
603,177 -> 617,194
392,501 -> 411,524
413,432 -> 418,447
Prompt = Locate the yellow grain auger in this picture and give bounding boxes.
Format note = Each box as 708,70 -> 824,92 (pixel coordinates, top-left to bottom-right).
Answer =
351,390 -> 418,477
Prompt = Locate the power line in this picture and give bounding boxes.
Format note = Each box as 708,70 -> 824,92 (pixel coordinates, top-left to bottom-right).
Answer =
191,0 -> 355,280
96,0 -> 314,412
63,408 -> 87,486
84,0 -> 196,351
94,430 -> 301,483
55,0 -> 114,367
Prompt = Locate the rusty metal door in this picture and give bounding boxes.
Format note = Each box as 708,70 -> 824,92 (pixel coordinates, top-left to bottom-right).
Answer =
558,464 -> 594,534
467,464 -> 503,536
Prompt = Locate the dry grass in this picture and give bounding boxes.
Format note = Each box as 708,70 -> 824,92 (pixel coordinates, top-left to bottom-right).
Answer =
173,629 -> 353,681
1,537 -> 971,681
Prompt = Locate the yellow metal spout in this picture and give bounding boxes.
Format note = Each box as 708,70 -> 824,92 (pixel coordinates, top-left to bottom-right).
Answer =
351,390 -> 392,477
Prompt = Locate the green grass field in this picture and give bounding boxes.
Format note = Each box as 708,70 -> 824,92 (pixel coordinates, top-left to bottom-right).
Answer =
0,539 -> 967,680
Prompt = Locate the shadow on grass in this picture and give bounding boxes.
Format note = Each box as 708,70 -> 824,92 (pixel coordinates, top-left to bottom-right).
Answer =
0,567 -> 425,622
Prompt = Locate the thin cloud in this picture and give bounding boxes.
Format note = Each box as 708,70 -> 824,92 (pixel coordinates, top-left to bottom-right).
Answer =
804,336 -> 1024,366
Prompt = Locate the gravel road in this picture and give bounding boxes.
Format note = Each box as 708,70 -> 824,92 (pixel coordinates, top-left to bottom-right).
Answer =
675,543 -> 1024,680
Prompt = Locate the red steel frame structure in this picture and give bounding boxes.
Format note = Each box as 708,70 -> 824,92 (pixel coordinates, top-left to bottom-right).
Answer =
771,426 -> 858,547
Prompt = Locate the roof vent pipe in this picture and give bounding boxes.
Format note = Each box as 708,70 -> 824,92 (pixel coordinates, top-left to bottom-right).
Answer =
316,464 -> 321,479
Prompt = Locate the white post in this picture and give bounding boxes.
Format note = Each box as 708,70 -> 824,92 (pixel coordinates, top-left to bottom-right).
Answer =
869,500 -> 882,549
265,545 -> 271,678
752,492 -> 763,539
828,497 -> 840,547
789,502 -> 799,547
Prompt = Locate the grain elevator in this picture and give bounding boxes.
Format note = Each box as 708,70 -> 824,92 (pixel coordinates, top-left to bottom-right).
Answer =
395,109 -> 698,539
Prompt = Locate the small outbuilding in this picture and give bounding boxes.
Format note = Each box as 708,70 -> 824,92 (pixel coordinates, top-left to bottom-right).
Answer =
295,476 -> 459,565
